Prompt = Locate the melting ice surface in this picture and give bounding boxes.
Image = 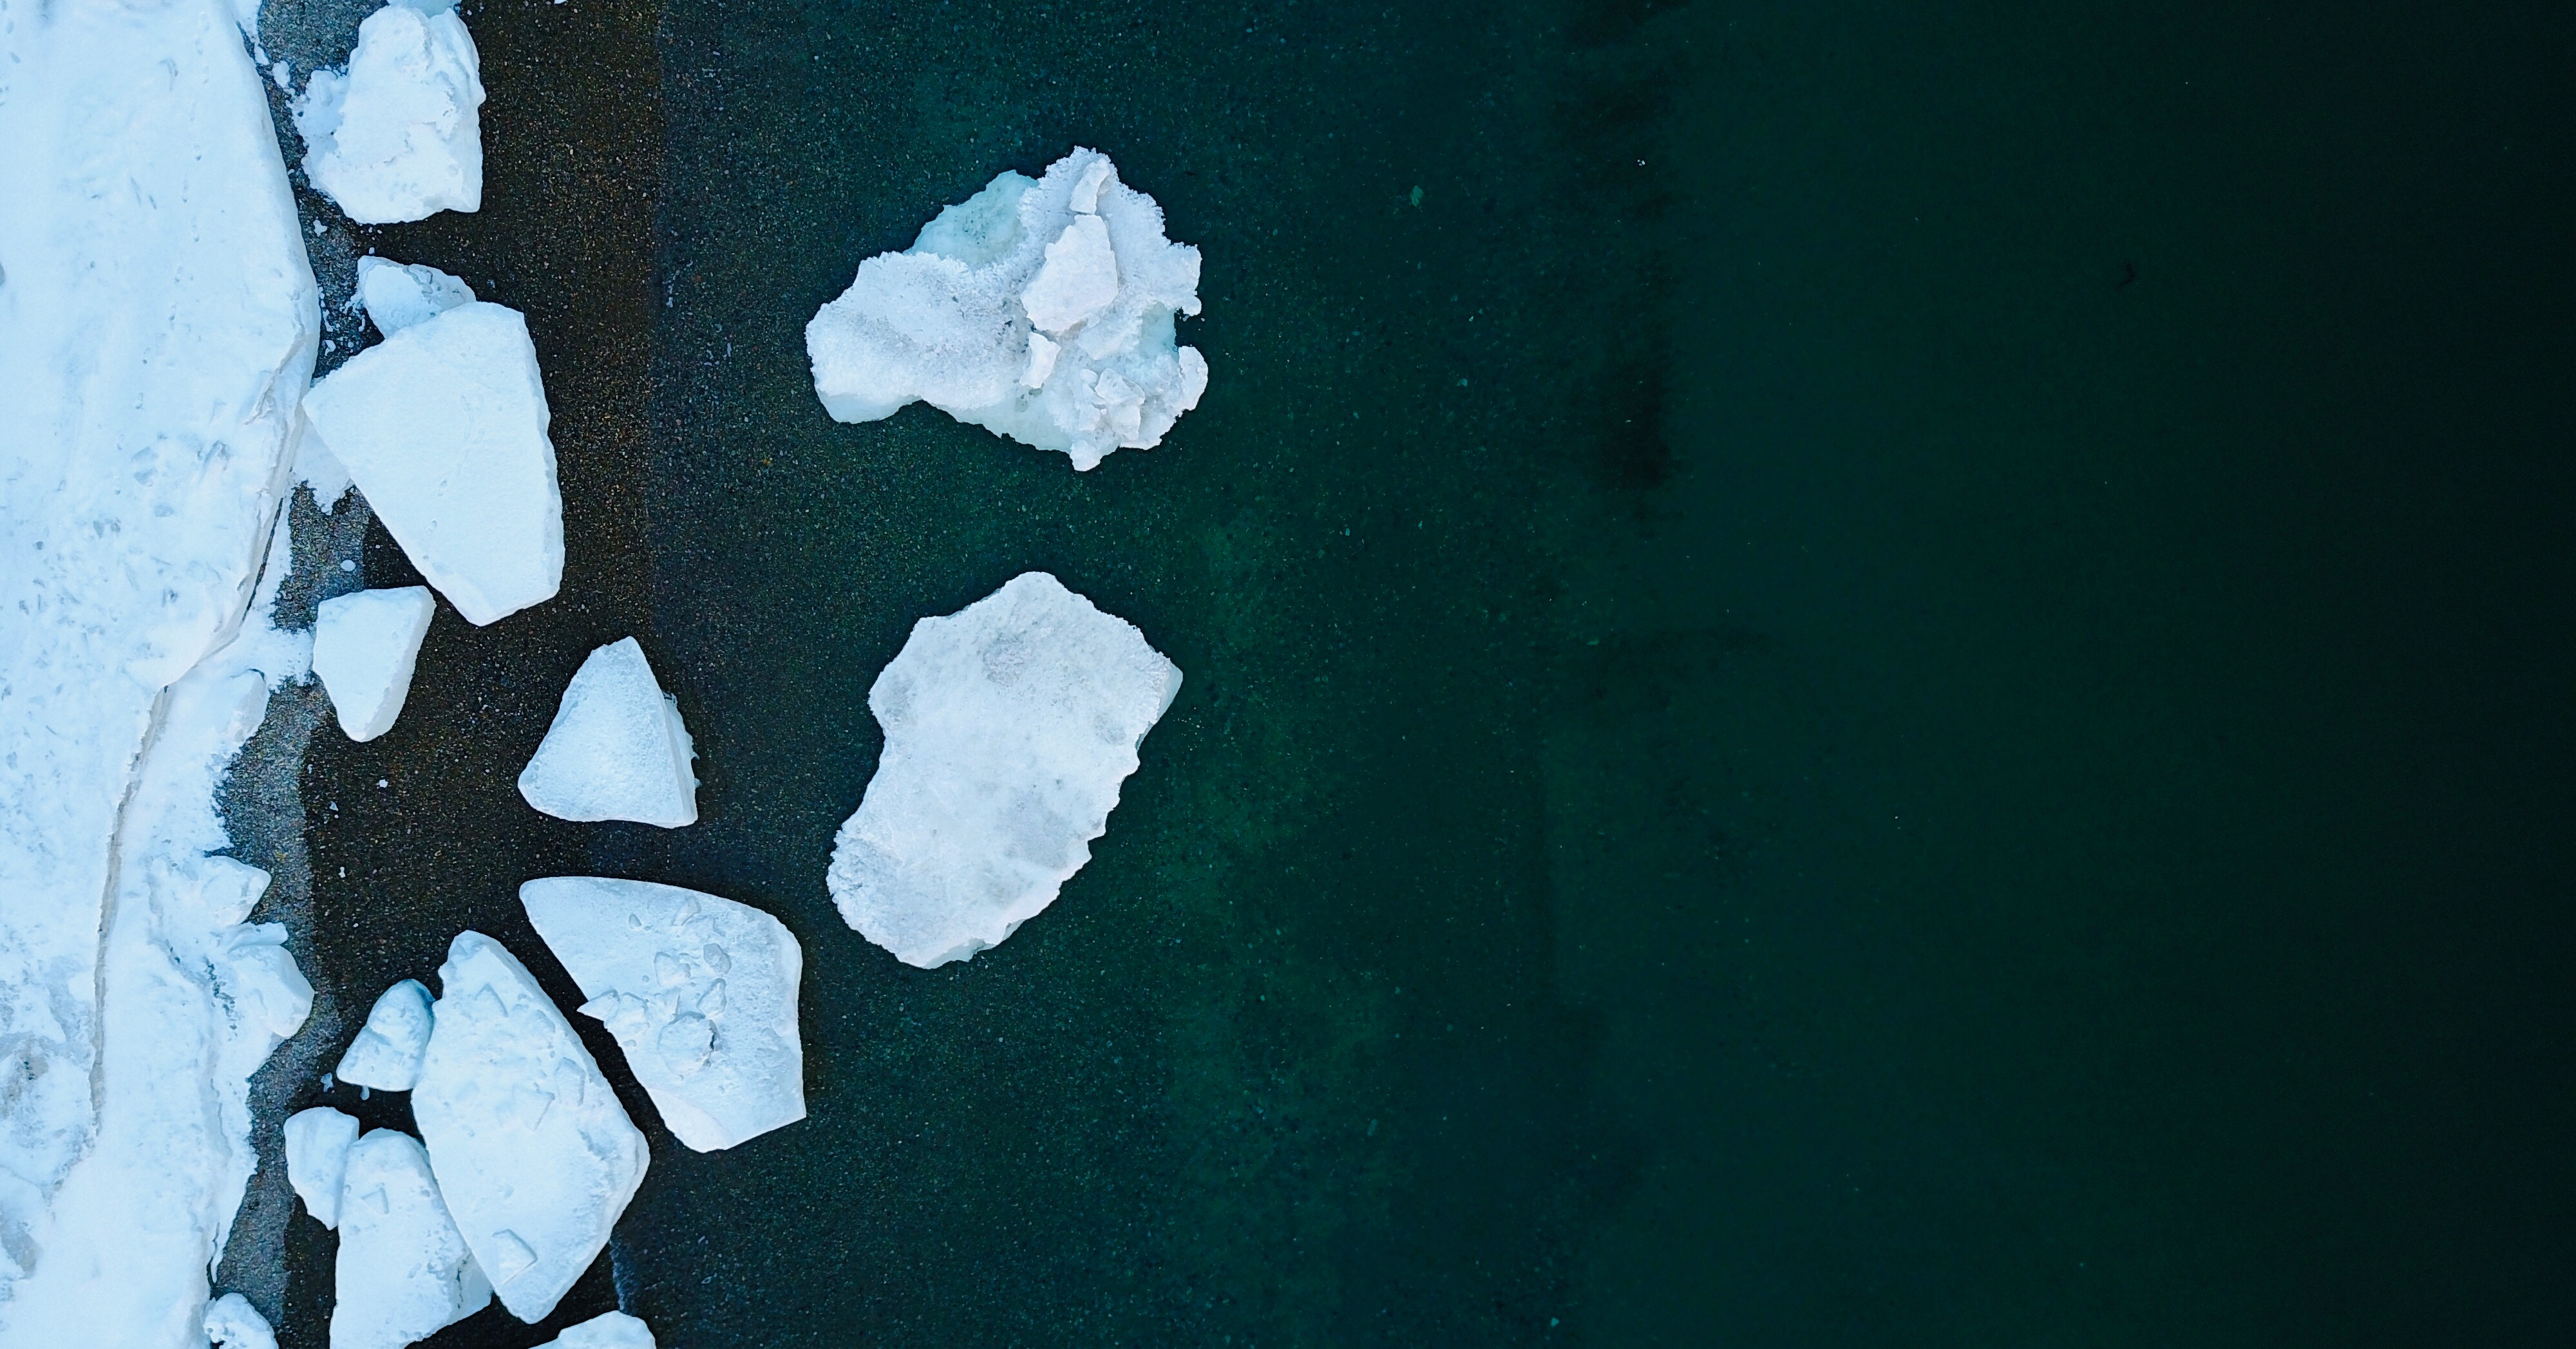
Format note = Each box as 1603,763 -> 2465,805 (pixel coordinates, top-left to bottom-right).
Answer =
806,147 -> 1209,471
829,572 -> 1182,967
518,637 -> 701,827
293,0 -> 485,223
355,255 -> 477,335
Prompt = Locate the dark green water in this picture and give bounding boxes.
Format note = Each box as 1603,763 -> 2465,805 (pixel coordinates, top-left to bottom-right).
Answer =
274,1 -> 2576,1344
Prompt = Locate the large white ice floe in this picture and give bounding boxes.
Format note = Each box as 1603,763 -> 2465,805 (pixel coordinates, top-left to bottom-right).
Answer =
0,0 -> 320,1336
202,1293 -> 276,1349
313,587 -> 437,741
522,878 -> 805,1151
829,572 -> 1182,967
284,1107 -> 361,1229
337,977 -> 438,1091
413,932 -> 649,1323
301,300 -> 564,625
806,147 -> 1209,471
293,0 -> 485,224
356,255 -> 477,335
518,638 -> 701,827
332,1129 -> 493,1349
537,1309 -> 658,1348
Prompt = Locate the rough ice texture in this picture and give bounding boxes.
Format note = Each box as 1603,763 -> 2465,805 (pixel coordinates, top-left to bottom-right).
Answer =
517,638 -> 699,827
413,932 -> 649,1323
0,0 -> 320,1338
806,147 -> 1209,471
331,1129 -> 491,1349
336,978 -> 436,1091
355,256 -> 475,335
292,0 -> 484,224
202,1293 -> 276,1349
829,573 -> 1182,967
522,878 -> 806,1152
538,1310 -> 657,1349
300,301 -> 564,625
283,1108 -> 360,1229
312,587 -> 435,741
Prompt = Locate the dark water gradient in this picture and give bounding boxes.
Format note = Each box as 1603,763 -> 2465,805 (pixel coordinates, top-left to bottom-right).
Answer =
268,0 -> 2576,1345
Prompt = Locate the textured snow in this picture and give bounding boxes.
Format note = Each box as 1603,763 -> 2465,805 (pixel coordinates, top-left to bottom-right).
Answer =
300,301 -> 564,625
355,256 -> 476,335
312,587 -> 436,741
523,878 -> 806,1151
332,1129 -> 491,1349
336,977 -> 437,1091
284,1107 -> 360,1229
829,573 -> 1182,967
806,147 -> 1209,471
292,0 -> 485,224
202,1293 -> 276,1349
517,638 -> 699,827
0,0 -> 319,1336
536,1310 -> 658,1349
413,932 -> 649,1323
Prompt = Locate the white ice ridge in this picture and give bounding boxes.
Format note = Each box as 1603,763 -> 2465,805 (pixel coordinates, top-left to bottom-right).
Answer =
413,932 -> 649,1323
332,1129 -> 492,1349
292,0 -> 485,224
356,255 -> 477,335
202,1294 -> 276,1349
284,1107 -> 360,1229
523,878 -> 806,1151
538,1310 -> 658,1348
829,573 -> 1182,967
518,638 -> 701,828
0,0 -> 321,1338
337,977 -> 437,1091
313,587 -> 437,741
301,300 -> 565,625
806,147 -> 1209,471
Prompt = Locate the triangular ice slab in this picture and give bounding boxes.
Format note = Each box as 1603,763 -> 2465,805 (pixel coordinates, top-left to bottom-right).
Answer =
312,587 -> 435,742
332,1129 -> 491,1349
283,1106 -> 358,1229
536,1310 -> 657,1348
517,637 -> 699,827
336,977 -> 435,1091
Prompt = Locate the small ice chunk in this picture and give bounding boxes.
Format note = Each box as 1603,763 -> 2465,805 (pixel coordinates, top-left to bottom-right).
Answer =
300,301 -> 564,625
292,1 -> 485,223
283,1106 -> 360,1229
522,876 -> 805,1151
203,1293 -> 276,1349
829,572 -> 1182,967
337,978 -> 436,1091
413,932 -> 649,1323
356,256 -> 477,335
312,587 -> 436,742
806,147 -> 1208,471
300,430 -> 355,513
538,1310 -> 658,1348
517,638 -> 699,827
333,1129 -> 492,1349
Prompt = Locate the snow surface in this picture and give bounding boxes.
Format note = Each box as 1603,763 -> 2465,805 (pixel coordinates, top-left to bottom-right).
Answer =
300,300 -> 564,626
283,1107 -> 360,1229
517,638 -> 700,827
413,932 -> 649,1323
355,256 -> 476,335
293,0 -> 485,224
829,573 -> 1182,967
312,587 -> 436,741
332,1129 -> 491,1349
537,1310 -> 658,1349
201,1293 -> 275,1349
523,878 -> 806,1151
336,977 -> 437,1091
806,147 -> 1209,471
0,0 -> 320,1337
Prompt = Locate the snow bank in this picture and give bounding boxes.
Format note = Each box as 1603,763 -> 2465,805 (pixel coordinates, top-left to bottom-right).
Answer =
523,878 -> 806,1151
313,587 -> 436,741
301,301 -> 564,625
283,1107 -> 360,1229
806,147 -> 1209,471
414,932 -> 649,1323
539,1310 -> 658,1348
518,638 -> 700,827
332,1129 -> 492,1349
0,0 -> 319,1335
356,256 -> 477,335
202,1293 -> 276,1349
829,573 -> 1182,967
337,978 -> 437,1091
293,0 -> 485,224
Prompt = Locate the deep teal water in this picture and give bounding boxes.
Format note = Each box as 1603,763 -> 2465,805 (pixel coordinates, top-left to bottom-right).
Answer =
276,1 -> 2576,1345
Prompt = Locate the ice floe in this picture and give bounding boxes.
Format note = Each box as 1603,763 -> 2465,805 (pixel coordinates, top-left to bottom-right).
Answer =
523,877 -> 806,1151
413,932 -> 649,1323
313,587 -> 437,742
337,977 -> 437,1091
829,572 -> 1182,967
202,1293 -> 276,1349
538,1310 -> 658,1348
284,1106 -> 361,1229
356,256 -> 477,335
806,147 -> 1208,471
518,638 -> 701,827
332,1129 -> 492,1349
301,300 -> 564,625
294,0 -> 486,224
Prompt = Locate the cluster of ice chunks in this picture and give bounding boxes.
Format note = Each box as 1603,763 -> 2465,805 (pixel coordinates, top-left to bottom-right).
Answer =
294,0 -> 485,224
